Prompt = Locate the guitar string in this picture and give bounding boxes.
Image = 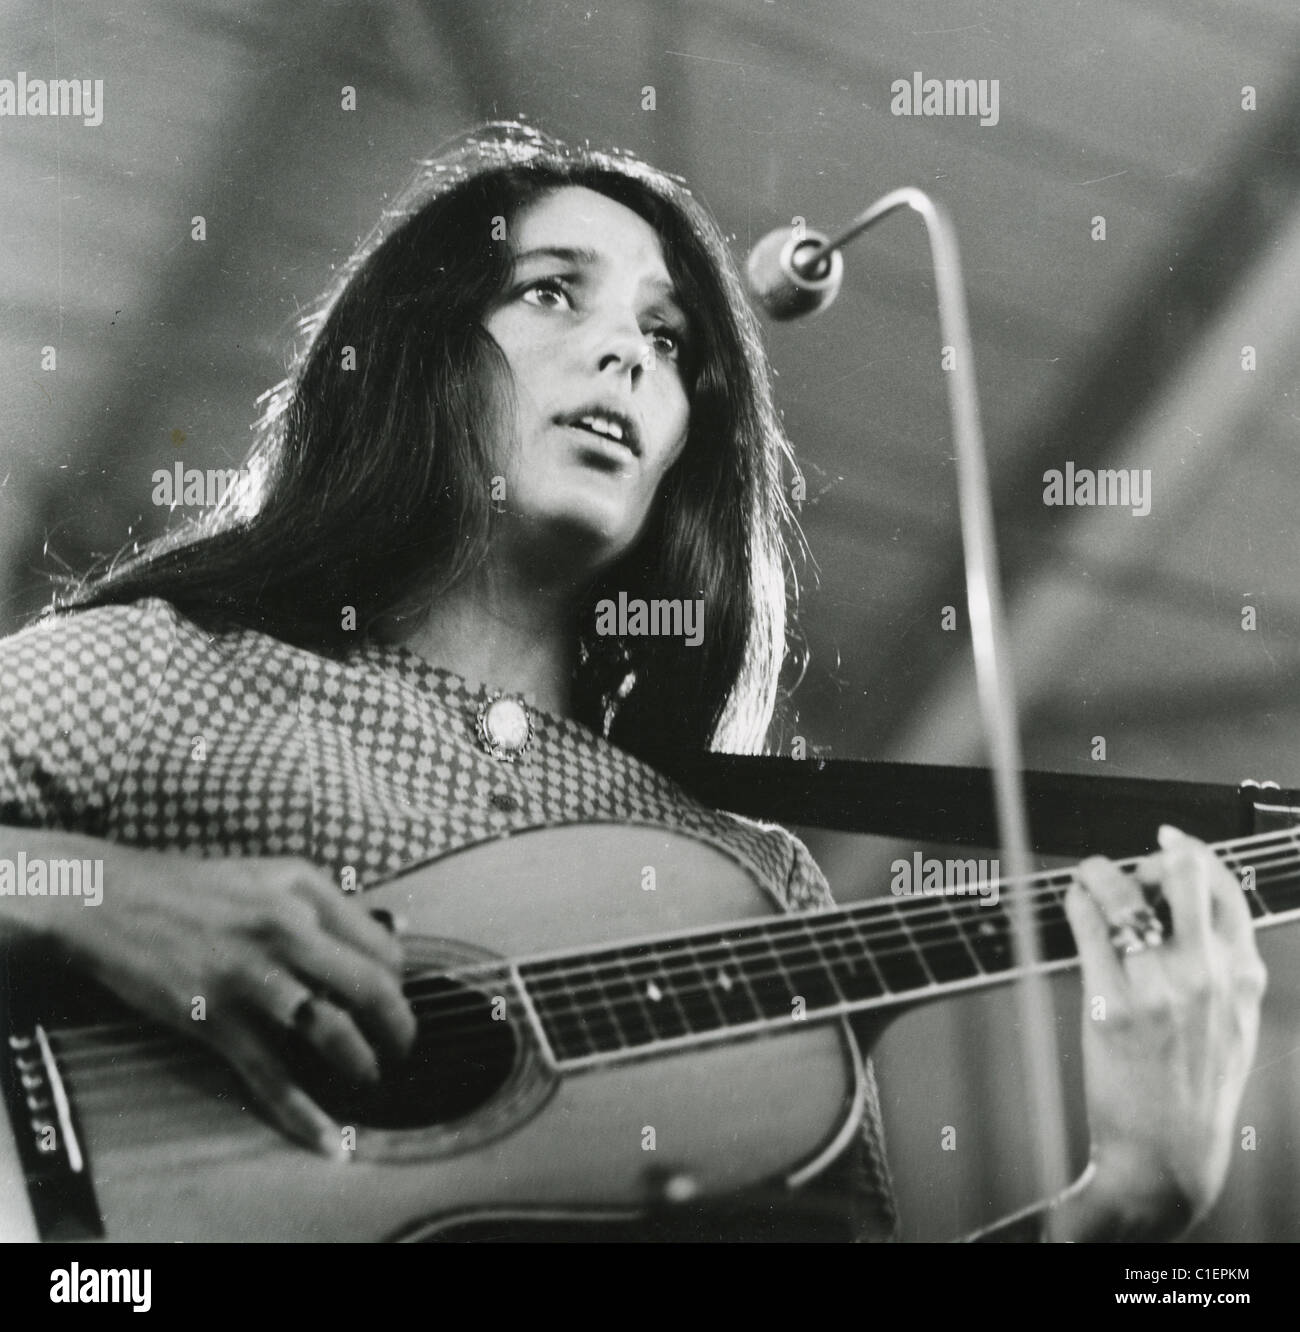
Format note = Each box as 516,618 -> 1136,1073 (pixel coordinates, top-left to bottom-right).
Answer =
36,837 -> 1300,1079
37,865 -> 1285,1103
38,850 -> 1286,1102
344,834 -> 1299,1023
48,897 -> 1300,1089
43,853 -> 1300,1085
512,834 -> 1300,993
393,838 -> 1300,1024
40,880 -> 1065,1087
40,840 -> 1300,1067
41,829 -> 1300,1048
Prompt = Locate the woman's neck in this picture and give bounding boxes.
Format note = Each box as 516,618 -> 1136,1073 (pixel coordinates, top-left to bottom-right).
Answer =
382,565 -> 580,718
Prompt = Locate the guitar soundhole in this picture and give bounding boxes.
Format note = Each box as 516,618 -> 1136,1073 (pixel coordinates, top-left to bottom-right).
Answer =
284,977 -> 517,1129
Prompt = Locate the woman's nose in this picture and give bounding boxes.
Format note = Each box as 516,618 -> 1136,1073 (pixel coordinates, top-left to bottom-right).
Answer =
595,317 -> 652,383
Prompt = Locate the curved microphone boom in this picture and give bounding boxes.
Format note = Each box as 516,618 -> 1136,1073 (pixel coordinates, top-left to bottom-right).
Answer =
747,187 -> 1074,1217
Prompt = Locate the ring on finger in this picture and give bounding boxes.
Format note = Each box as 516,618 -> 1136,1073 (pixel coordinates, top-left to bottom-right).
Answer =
1107,905 -> 1165,957
274,982 -> 322,1031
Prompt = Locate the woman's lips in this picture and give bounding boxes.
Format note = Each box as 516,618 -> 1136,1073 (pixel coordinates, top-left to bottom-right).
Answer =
554,407 -> 640,456
557,421 -> 637,466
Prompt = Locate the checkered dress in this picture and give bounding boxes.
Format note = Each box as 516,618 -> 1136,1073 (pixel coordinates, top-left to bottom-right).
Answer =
0,596 -> 897,1240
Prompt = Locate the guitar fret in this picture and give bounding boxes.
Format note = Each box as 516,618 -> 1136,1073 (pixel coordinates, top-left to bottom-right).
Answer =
616,945 -> 693,1040
1241,831 -> 1289,916
1270,830 -> 1300,918
521,969 -> 598,1061
953,897 -> 1013,974
944,897 -> 991,977
799,916 -> 850,1008
824,910 -> 888,1003
604,950 -> 661,1047
671,934 -> 735,1029
1037,874 -> 1077,963
765,929 -> 804,1007
521,958 -> 631,1060
850,902 -> 930,994
565,961 -> 630,1051
720,929 -> 796,1019
894,905 -> 936,987
943,892 -> 985,974
745,916 -> 846,1017
891,901 -> 940,988
908,896 -> 981,983
698,935 -> 766,1026
1257,831 -> 1300,916
1220,843 -> 1271,921
661,936 -> 729,1035
1263,833 -> 1300,916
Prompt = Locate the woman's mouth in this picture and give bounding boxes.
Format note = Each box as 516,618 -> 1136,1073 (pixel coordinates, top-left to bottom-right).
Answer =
555,407 -> 640,457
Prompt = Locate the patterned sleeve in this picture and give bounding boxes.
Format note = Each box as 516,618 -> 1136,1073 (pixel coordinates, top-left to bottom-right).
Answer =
784,834 -> 836,911
0,599 -> 177,833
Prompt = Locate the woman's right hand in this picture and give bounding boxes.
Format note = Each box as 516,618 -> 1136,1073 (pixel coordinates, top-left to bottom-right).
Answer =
38,842 -> 417,1155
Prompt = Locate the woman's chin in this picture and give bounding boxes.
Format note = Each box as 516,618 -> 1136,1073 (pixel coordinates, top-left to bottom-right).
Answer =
500,501 -> 639,575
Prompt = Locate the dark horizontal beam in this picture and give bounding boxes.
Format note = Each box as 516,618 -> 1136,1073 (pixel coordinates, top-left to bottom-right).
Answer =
654,753 -> 1283,856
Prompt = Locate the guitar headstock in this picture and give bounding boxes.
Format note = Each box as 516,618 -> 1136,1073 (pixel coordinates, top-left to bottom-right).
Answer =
1239,779 -> 1300,834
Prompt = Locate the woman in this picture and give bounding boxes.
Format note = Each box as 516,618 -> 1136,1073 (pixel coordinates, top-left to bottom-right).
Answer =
0,124 -> 1265,1242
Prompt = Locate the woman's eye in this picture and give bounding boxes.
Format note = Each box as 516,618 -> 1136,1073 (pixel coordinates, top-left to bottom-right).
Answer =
521,279 -> 571,309
649,327 -> 682,358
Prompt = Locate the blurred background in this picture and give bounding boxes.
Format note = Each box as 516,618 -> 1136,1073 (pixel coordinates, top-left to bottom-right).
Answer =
1,0 -> 1297,1240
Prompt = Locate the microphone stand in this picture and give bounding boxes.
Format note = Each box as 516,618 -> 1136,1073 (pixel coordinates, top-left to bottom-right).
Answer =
799,190 -> 1074,1214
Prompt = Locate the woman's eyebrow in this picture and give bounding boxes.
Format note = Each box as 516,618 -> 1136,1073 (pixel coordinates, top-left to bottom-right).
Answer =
511,245 -> 601,267
645,281 -> 687,316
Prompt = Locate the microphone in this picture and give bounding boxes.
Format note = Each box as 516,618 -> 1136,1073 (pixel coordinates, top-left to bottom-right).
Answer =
745,187 -> 950,320
745,226 -> 844,320
746,185 -> 1073,1209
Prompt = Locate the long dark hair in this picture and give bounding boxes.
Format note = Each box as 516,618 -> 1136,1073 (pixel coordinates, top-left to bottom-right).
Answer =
60,123 -> 802,759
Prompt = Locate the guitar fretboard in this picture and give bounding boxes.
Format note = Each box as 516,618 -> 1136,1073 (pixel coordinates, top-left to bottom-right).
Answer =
517,829 -> 1300,1068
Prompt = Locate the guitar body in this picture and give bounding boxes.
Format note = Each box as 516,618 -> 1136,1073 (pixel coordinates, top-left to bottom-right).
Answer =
1,824 -> 863,1242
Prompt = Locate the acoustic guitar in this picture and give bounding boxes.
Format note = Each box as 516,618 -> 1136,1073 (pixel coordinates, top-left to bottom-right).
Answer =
3,820 -> 1296,1241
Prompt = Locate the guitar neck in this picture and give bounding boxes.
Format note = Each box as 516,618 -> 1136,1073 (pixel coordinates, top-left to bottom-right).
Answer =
515,828 -> 1300,1069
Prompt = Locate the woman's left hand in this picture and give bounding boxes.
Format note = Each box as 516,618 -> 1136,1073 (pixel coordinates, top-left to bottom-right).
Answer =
1056,824 -> 1267,1240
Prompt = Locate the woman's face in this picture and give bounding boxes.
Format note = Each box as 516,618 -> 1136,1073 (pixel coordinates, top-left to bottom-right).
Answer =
482,185 -> 693,572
